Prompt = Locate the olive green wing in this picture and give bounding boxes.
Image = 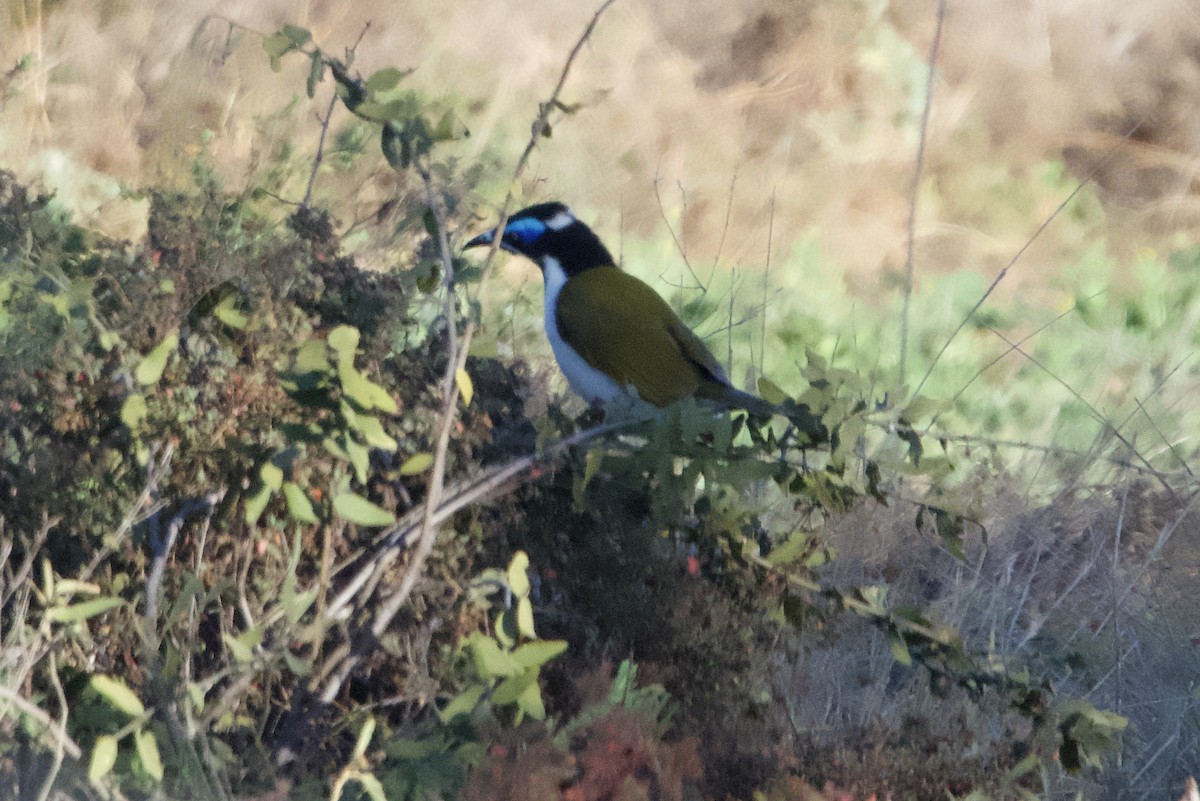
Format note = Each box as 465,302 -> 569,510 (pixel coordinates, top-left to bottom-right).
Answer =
555,269 -> 729,407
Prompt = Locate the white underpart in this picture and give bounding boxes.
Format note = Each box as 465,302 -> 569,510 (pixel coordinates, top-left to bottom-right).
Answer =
544,208 -> 576,231
541,256 -> 630,406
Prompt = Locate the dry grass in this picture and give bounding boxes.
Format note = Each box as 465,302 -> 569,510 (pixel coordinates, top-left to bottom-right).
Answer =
4,0 -> 1200,288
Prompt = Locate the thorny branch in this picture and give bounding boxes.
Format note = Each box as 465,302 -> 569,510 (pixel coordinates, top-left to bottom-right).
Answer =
317,0 -> 622,703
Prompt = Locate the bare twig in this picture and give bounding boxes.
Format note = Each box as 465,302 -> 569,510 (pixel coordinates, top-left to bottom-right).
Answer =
899,0 -> 946,384
81,441 -> 175,583
913,123 -> 1142,400
368,174 -> 464,641
0,684 -> 82,762
35,652 -> 71,801
302,23 -> 371,207
317,0 -> 621,704
652,171 -> 703,290
987,328 -> 1176,499
928,289 -> 1107,431
375,0 -> 621,631
932,431 -> 1193,481
321,414 -> 648,627
144,489 -> 227,639
0,514 -> 56,611
1132,394 -> 1195,478
760,189 -> 776,377
713,169 -> 739,271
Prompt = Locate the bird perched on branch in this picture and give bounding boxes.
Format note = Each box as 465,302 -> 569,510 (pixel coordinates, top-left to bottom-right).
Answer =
465,202 -> 824,440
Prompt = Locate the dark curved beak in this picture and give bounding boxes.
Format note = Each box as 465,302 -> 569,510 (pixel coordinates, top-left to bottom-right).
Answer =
464,230 -> 494,249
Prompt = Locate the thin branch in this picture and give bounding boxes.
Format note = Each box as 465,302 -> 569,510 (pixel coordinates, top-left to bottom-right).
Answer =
932,431 -> 1192,481
0,514 -> 56,611
900,0 -> 946,384
760,189 -> 776,377
81,441 -> 174,583
927,289 -> 1108,431
144,489 -> 227,641
713,169 -> 739,270
988,329 -> 1176,499
317,0 -> 621,703
913,123 -> 1143,400
35,653 -> 72,801
0,684 -> 82,761
321,414 -> 648,627
652,171 -> 703,290
1132,394 -> 1195,478
369,174 -> 465,640
303,23 -> 370,207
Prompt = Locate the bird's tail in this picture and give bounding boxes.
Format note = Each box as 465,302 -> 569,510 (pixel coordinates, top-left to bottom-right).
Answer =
718,386 -> 829,445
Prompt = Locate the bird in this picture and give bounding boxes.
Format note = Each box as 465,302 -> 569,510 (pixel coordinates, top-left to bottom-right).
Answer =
464,201 -> 798,424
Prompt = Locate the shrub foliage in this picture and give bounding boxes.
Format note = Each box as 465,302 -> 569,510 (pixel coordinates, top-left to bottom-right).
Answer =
3,21 -> 1179,801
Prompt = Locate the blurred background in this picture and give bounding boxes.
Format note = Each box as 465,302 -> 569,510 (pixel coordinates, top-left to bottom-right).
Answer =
5,0 -> 1200,280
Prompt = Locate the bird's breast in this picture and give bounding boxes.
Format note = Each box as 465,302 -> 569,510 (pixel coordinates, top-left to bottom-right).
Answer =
541,257 -> 627,405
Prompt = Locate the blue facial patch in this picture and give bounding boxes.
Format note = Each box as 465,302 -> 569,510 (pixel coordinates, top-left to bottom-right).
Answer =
503,217 -> 547,245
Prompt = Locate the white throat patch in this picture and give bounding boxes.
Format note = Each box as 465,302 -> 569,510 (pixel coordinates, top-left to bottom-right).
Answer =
541,256 -> 627,406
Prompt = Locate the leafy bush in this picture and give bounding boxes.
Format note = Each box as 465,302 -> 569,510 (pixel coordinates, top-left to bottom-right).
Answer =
6,16 -> 1195,801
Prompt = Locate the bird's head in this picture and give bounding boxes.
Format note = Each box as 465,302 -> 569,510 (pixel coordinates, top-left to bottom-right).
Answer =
464,202 -> 614,276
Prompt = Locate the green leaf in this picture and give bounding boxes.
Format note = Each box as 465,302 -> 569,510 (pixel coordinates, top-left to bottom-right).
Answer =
281,24 -> 312,46
89,735 -> 119,782
340,362 -> 398,413
515,677 -> 546,720
438,685 -> 485,723
757,376 -> 789,405
456,367 -> 473,406
333,492 -> 395,527
1006,753 -> 1041,780
345,411 -> 398,450
90,675 -> 145,717
306,52 -> 324,98
900,394 -> 949,425
494,609 -> 517,649
135,331 -> 178,386
355,101 -> 393,123
46,596 -> 123,623
511,639 -> 568,669
283,650 -> 314,676
365,67 -> 411,92
889,634 -> 913,666
223,627 -> 263,664
506,551 -> 531,598
260,461 -> 284,490
468,632 -> 519,679
291,338 -> 333,376
327,325 -> 360,361
186,682 -> 206,714
432,108 -> 469,141
344,438 -> 371,484
607,660 -> 637,704
134,728 -> 164,782
263,32 -> 292,58
244,483 -> 273,526
516,597 -> 536,640
212,293 -> 248,330
491,670 -> 536,705
399,453 -> 433,475
283,482 -> 319,523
